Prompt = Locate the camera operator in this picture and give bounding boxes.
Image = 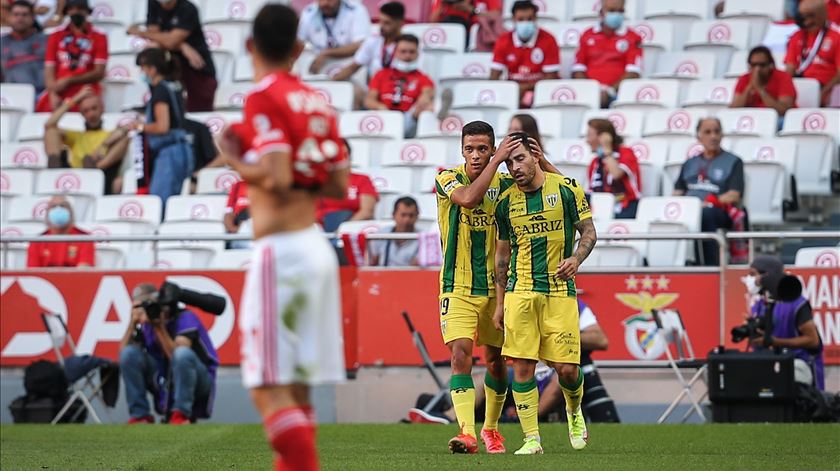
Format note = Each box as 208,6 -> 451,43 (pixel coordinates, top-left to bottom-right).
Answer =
744,255 -> 825,390
119,283 -> 219,424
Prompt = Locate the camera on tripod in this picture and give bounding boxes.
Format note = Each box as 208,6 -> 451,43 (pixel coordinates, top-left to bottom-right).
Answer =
140,281 -> 226,321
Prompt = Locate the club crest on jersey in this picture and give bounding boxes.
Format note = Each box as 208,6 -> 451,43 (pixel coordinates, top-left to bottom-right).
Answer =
616,39 -> 629,52
487,187 -> 499,200
546,193 -> 558,207
531,47 -> 544,64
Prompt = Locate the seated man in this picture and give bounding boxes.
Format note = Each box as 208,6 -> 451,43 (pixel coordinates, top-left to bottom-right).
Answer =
119,283 -> 219,424
298,0 -> 371,75
44,86 -> 129,195
369,196 -> 420,267
0,1 -> 48,96
334,1 -> 405,82
784,0 -> 840,105
26,195 -> 95,268
572,0 -> 643,108
731,45 -> 796,116
489,0 -> 560,107
317,139 -> 379,231
364,34 -> 434,138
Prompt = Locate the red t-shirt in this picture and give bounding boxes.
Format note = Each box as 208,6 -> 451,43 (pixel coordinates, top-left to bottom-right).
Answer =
491,29 -> 561,83
829,0 -> 840,27
573,24 -> 643,86
431,0 -> 501,25
368,68 -> 435,112
734,68 -> 797,107
317,173 -> 379,222
44,23 -> 108,99
784,24 -> 840,86
232,70 -> 348,190
586,146 -> 642,208
225,180 -> 249,216
26,226 -> 95,268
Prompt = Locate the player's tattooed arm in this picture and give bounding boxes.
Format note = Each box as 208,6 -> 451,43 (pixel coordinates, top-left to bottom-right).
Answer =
556,218 -> 597,280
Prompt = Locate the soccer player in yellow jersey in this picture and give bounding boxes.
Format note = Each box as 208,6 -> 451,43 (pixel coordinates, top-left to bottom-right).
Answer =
435,122 -> 560,455
493,132 -> 597,455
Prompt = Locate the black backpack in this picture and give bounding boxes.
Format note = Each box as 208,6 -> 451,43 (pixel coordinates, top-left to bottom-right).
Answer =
24,360 -> 68,399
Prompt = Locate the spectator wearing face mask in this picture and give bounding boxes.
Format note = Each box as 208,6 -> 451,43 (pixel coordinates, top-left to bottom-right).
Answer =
26,195 -> 95,268
489,0 -> 560,107
364,34 -> 435,138
572,0 -> 642,108
38,0 -> 108,112
584,118 -> 641,219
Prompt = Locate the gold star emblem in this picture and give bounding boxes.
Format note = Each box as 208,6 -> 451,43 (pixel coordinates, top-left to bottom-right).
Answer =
625,275 -> 639,290
641,276 -> 654,290
656,275 -> 670,290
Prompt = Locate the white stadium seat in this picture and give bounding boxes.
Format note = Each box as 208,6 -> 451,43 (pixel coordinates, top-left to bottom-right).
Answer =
642,0 -> 713,49
0,221 -> 45,268
719,0 -> 784,45
625,137 -> 670,197
414,193 -> 438,222
0,168 -> 36,197
594,218 -> 651,262
716,108 -> 779,138
95,194 -> 162,229
234,56 -> 254,82
497,109 -> 565,139
533,79 -> 599,137
779,108 -> 840,196
580,109 -> 645,138
403,23 -> 466,80
0,110 -> 14,143
105,53 -> 142,83
204,24 -> 247,83
637,196 -> 702,266
541,22 -> 594,78
0,221 -> 45,237
77,221 -> 152,269
571,0 -> 640,21
5,195 -> 83,223
336,219 -> 394,235
101,111 -> 141,131
102,81 -> 148,113
682,79 -> 737,110
614,79 -> 682,110
35,169 -> 105,221
451,80 -> 519,124
732,137 -> 797,224
651,51 -> 718,81
195,167 -> 241,195
213,83 -> 252,111
164,195 -> 227,222
185,111 -> 241,136
364,167 -> 413,195
794,247 -> 840,268
211,249 -> 253,269
203,0 -> 263,24
584,244 -> 644,267
416,110 -> 487,138
346,138 -> 373,169
643,108 -> 708,138
157,221 -> 227,268
0,143 -> 48,168
439,53 -> 493,88
16,112 -> 85,142
589,192 -> 616,221
631,19 -> 675,60
683,20 -> 752,80
503,0 -> 570,21
308,81 -> 355,112
793,78 -> 821,109
544,138 -> 591,185
0,83 -> 35,113
340,110 -> 405,141
381,139 -> 448,168
89,0 -> 137,29
107,29 -> 149,55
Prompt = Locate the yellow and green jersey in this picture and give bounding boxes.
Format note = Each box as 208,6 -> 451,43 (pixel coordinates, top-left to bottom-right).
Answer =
494,173 -> 592,297
435,165 -> 515,296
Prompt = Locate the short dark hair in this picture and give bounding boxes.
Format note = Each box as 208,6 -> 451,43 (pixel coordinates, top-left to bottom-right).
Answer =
511,0 -> 538,15
393,196 -> 418,213
747,45 -> 775,67
588,118 -> 623,147
461,120 -> 495,146
252,4 -> 299,63
380,1 -> 405,21
696,117 -> 722,133
11,0 -> 35,13
395,33 -> 419,47
511,113 -> 543,150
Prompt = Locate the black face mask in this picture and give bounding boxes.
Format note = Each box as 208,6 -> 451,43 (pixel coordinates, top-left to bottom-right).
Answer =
70,13 -> 86,28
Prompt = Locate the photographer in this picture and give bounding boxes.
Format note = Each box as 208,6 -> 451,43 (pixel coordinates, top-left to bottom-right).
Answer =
119,283 -> 219,424
744,255 -> 825,390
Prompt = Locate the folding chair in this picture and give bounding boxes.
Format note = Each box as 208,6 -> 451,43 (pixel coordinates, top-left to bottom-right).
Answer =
41,312 -> 117,424
652,309 -> 708,424
402,311 -> 451,424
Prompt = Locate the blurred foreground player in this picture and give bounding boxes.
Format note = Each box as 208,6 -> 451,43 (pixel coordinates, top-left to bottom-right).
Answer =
217,4 -> 350,470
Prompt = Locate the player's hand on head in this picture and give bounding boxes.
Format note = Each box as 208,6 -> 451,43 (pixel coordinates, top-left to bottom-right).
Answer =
493,135 -> 518,163
555,257 -> 580,280
527,137 -> 544,160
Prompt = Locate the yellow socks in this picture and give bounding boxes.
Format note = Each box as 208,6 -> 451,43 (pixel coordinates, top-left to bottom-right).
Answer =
482,372 -> 508,431
450,374 -> 476,437
559,366 -> 584,413
512,378 -> 540,438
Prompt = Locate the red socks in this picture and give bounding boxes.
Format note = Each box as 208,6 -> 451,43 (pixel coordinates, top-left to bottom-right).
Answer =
264,407 -> 319,471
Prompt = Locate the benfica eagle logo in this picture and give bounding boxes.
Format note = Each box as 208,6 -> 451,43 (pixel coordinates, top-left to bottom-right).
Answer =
616,276 -> 679,360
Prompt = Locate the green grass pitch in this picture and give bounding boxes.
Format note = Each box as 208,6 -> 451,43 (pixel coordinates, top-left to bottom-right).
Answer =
2,423 -> 839,470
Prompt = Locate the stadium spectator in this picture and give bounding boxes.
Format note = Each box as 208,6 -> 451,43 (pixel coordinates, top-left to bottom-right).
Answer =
364,34 -> 435,138
184,118 -> 223,193
298,0 -> 371,75
35,0 -> 66,27
572,0 -> 643,108
223,179 -> 251,250
26,195 -> 95,268
119,282 -> 219,424
429,0 -> 503,51
746,255 -> 825,390
585,118 -> 641,219
489,0 -> 560,107
829,0 -> 840,25
731,45 -> 797,117
0,1 -> 47,96
317,139 -> 379,232
369,196 -> 419,267
784,0 -> 840,106
38,0 -> 107,112
44,85 -> 130,194
135,47 -> 195,208
129,0 -> 217,112
673,118 -> 745,266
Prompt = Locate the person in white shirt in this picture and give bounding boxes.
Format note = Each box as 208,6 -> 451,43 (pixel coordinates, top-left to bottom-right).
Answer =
298,0 -> 371,75
334,1 -> 405,82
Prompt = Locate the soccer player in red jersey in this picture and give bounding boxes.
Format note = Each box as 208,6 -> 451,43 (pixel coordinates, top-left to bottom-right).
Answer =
490,0 -> 560,107
572,0 -> 643,108
217,5 -> 350,471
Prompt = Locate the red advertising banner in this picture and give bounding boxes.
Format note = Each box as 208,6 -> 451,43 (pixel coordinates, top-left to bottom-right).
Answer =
723,268 -> 840,365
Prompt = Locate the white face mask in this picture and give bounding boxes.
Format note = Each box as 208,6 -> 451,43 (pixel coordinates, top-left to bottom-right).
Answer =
392,59 -> 418,73
742,275 -> 760,295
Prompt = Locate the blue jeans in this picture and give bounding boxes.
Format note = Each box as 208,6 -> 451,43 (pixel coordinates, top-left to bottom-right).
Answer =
120,344 -> 212,418
149,132 -> 194,210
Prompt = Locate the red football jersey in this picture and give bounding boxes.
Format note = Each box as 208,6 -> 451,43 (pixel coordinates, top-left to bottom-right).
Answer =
734,68 -> 797,108
26,226 -> 95,268
233,71 -> 348,189
368,68 -> 435,112
784,24 -> 840,86
491,28 -> 561,83
44,23 -> 108,99
573,24 -> 643,86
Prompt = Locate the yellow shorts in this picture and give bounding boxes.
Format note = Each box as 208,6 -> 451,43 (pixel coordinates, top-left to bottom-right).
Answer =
439,293 -> 503,348
502,292 -> 580,364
